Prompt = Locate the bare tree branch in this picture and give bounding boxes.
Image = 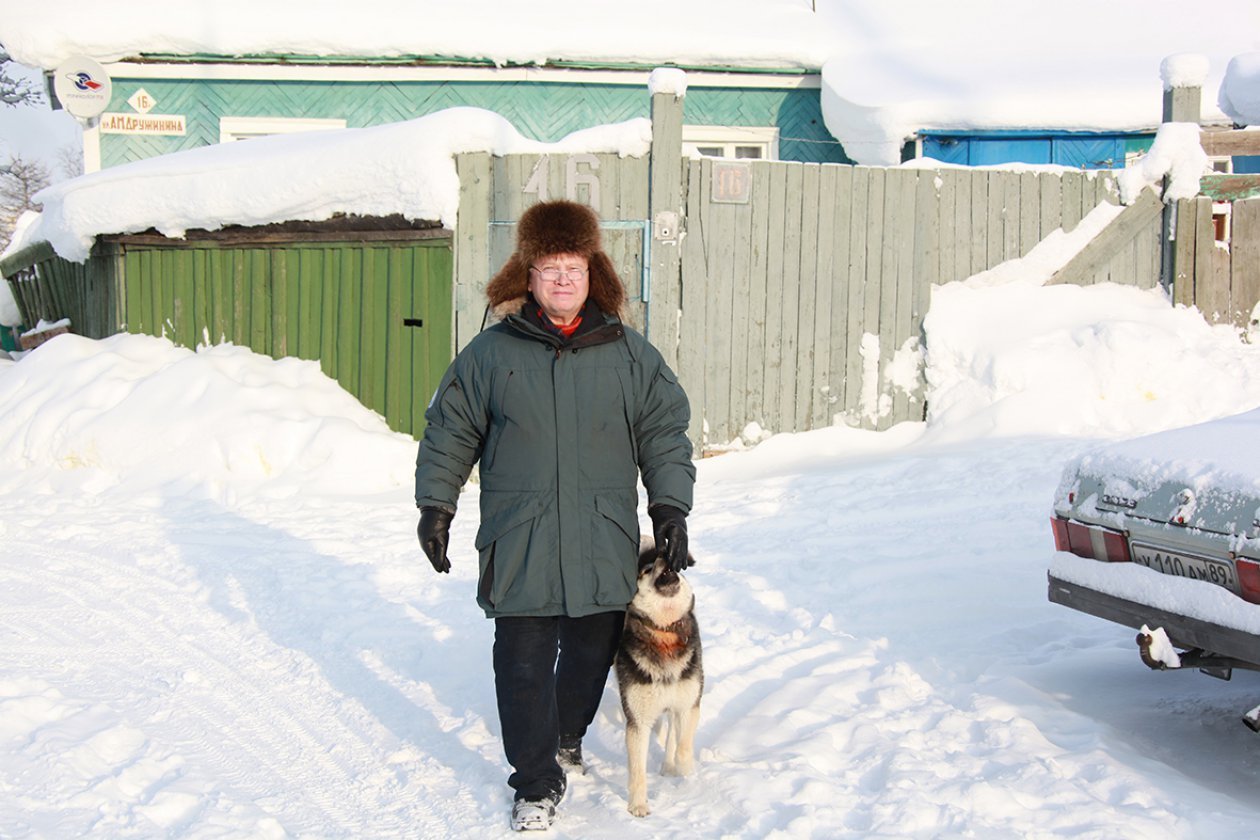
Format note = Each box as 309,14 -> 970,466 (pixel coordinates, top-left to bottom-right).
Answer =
1,44 -> 44,107
1,154 -> 51,249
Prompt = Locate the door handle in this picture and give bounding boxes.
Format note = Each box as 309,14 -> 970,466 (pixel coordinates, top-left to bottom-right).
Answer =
403,318 -> 423,328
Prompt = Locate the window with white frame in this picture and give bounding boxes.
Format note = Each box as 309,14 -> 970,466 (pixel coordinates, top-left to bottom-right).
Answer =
218,116 -> 347,143
681,125 -> 779,160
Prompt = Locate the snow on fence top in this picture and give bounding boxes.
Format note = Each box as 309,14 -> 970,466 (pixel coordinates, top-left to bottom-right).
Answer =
2,108 -> 653,265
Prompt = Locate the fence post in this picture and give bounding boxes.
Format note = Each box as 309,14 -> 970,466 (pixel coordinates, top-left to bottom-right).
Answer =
1159,60 -> 1203,293
647,82 -> 685,367
1162,81 -> 1202,123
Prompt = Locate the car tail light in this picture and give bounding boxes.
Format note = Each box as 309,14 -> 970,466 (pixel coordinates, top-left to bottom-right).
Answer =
1236,558 -> 1260,604
1051,517 -> 1071,551
1051,516 -> 1131,562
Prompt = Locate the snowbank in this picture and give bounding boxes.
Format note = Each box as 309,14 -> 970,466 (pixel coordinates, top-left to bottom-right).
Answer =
924,281 -> 1260,442
0,278 -> 19,328
0,333 -> 417,499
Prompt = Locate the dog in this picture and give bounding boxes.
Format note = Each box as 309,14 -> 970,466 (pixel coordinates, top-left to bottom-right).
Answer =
615,540 -> 703,817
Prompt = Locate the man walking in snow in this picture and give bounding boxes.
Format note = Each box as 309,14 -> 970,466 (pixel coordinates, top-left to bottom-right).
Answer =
414,199 -> 695,831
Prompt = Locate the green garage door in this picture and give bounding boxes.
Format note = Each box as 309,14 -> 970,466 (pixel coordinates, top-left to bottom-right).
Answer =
118,234 -> 453,439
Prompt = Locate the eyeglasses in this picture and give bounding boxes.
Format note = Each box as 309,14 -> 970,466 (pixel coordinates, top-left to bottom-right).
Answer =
530,266 -> 588,283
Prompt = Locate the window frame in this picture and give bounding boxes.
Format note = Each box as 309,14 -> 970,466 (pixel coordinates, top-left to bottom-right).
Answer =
218,116 -> 348,143
681,125 -> 779,160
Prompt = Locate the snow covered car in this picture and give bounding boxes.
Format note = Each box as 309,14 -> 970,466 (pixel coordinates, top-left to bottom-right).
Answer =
1048,407 -> 1260,724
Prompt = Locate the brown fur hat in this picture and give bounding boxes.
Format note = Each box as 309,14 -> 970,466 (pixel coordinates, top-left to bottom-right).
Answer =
485,200 -> 626,319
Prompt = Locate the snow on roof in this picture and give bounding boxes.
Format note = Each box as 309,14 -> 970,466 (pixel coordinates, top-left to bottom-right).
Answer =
2,1 -> 1258,190
815,1 -> 1260,165
1,108 -> 652,268
1221,53 -> 1260,126
0,0 -> 831,71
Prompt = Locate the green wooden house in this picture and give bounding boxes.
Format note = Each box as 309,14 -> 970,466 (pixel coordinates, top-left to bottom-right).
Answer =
2,1 -> 847,173
75,61 -> 846,172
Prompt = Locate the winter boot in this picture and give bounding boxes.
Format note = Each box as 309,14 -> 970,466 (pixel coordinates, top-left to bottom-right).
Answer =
557,735 -> 585,775
510,797 -> 557,831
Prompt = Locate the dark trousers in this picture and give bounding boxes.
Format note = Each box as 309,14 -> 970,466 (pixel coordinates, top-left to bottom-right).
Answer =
493,611 -> 625,801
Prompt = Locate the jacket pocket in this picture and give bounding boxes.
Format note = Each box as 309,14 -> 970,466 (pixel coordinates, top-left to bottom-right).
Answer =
475,490 -> 542,550
592,490 -> 640,603
475,490 -> 557,613
481,369 -> 515,472
595,490 -> 639,546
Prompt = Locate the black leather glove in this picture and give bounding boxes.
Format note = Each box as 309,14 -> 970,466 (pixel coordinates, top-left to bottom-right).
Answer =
418,506 -> 454,573
649,504 -> 691,572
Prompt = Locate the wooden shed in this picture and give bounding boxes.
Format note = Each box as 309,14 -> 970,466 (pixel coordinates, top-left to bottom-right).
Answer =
0,216 -> 453,439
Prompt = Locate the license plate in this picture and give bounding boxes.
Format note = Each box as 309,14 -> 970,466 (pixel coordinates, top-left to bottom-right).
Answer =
1131,542 -> 1237,592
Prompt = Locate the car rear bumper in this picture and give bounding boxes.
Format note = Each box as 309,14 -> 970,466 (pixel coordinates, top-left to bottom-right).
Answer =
1048,573 -> 1260,668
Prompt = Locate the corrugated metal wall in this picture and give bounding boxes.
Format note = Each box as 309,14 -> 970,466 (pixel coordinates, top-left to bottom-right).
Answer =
114,235 -> 452,438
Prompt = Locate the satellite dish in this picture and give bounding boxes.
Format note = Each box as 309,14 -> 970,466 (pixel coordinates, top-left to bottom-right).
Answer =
52,56 -> 112,120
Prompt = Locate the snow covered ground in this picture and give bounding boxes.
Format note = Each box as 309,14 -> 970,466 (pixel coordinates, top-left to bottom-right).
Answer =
6,270 -> 1260,837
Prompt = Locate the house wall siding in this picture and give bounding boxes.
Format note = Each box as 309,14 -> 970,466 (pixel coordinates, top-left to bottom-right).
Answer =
97,78 -> 849,168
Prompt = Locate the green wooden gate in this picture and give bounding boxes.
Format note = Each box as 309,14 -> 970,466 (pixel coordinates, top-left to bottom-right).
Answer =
111,231 -> 452,439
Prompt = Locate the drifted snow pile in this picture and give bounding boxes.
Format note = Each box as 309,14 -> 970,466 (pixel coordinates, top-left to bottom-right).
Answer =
0,333 -> 416,498
923,281 -> 1260,442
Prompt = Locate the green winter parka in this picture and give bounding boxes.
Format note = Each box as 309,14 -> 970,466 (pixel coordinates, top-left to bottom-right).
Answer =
414,301 -> 695,618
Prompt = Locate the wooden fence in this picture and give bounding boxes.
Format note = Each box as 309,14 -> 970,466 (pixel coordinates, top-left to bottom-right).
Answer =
677,159 -> 1136,444
454,147 -> 1139,445
1169,181 -> 1260,327
446,90 -> 1175,447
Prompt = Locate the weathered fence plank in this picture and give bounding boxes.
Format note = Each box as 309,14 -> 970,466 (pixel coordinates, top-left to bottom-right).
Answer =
794,164 -> 822,431
1038,172 -> 1062,240
1233,198 -> 1260,325
884,168 -> 917,429
778,162 -> 805,434
679,159 -> 708,446
728,189 -> 755,440
1019,171 -> 1041,256
746,161 -> 773,434
860,167 -> 887,427
826,165 -> 854,428
809,164 -> 837,430
1193,197 -> 1217,318
908,170 -> 939,422
843,167 -> 871,418
936,167 -> 958,286
969,170 -> 988,280
1172,198 -> 1198,308
1061,171 -> 1084,232
701,158 -> 734,444
455,152 -> 491,350
1049,188 -> 1163,286
761,162 -> 788,436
